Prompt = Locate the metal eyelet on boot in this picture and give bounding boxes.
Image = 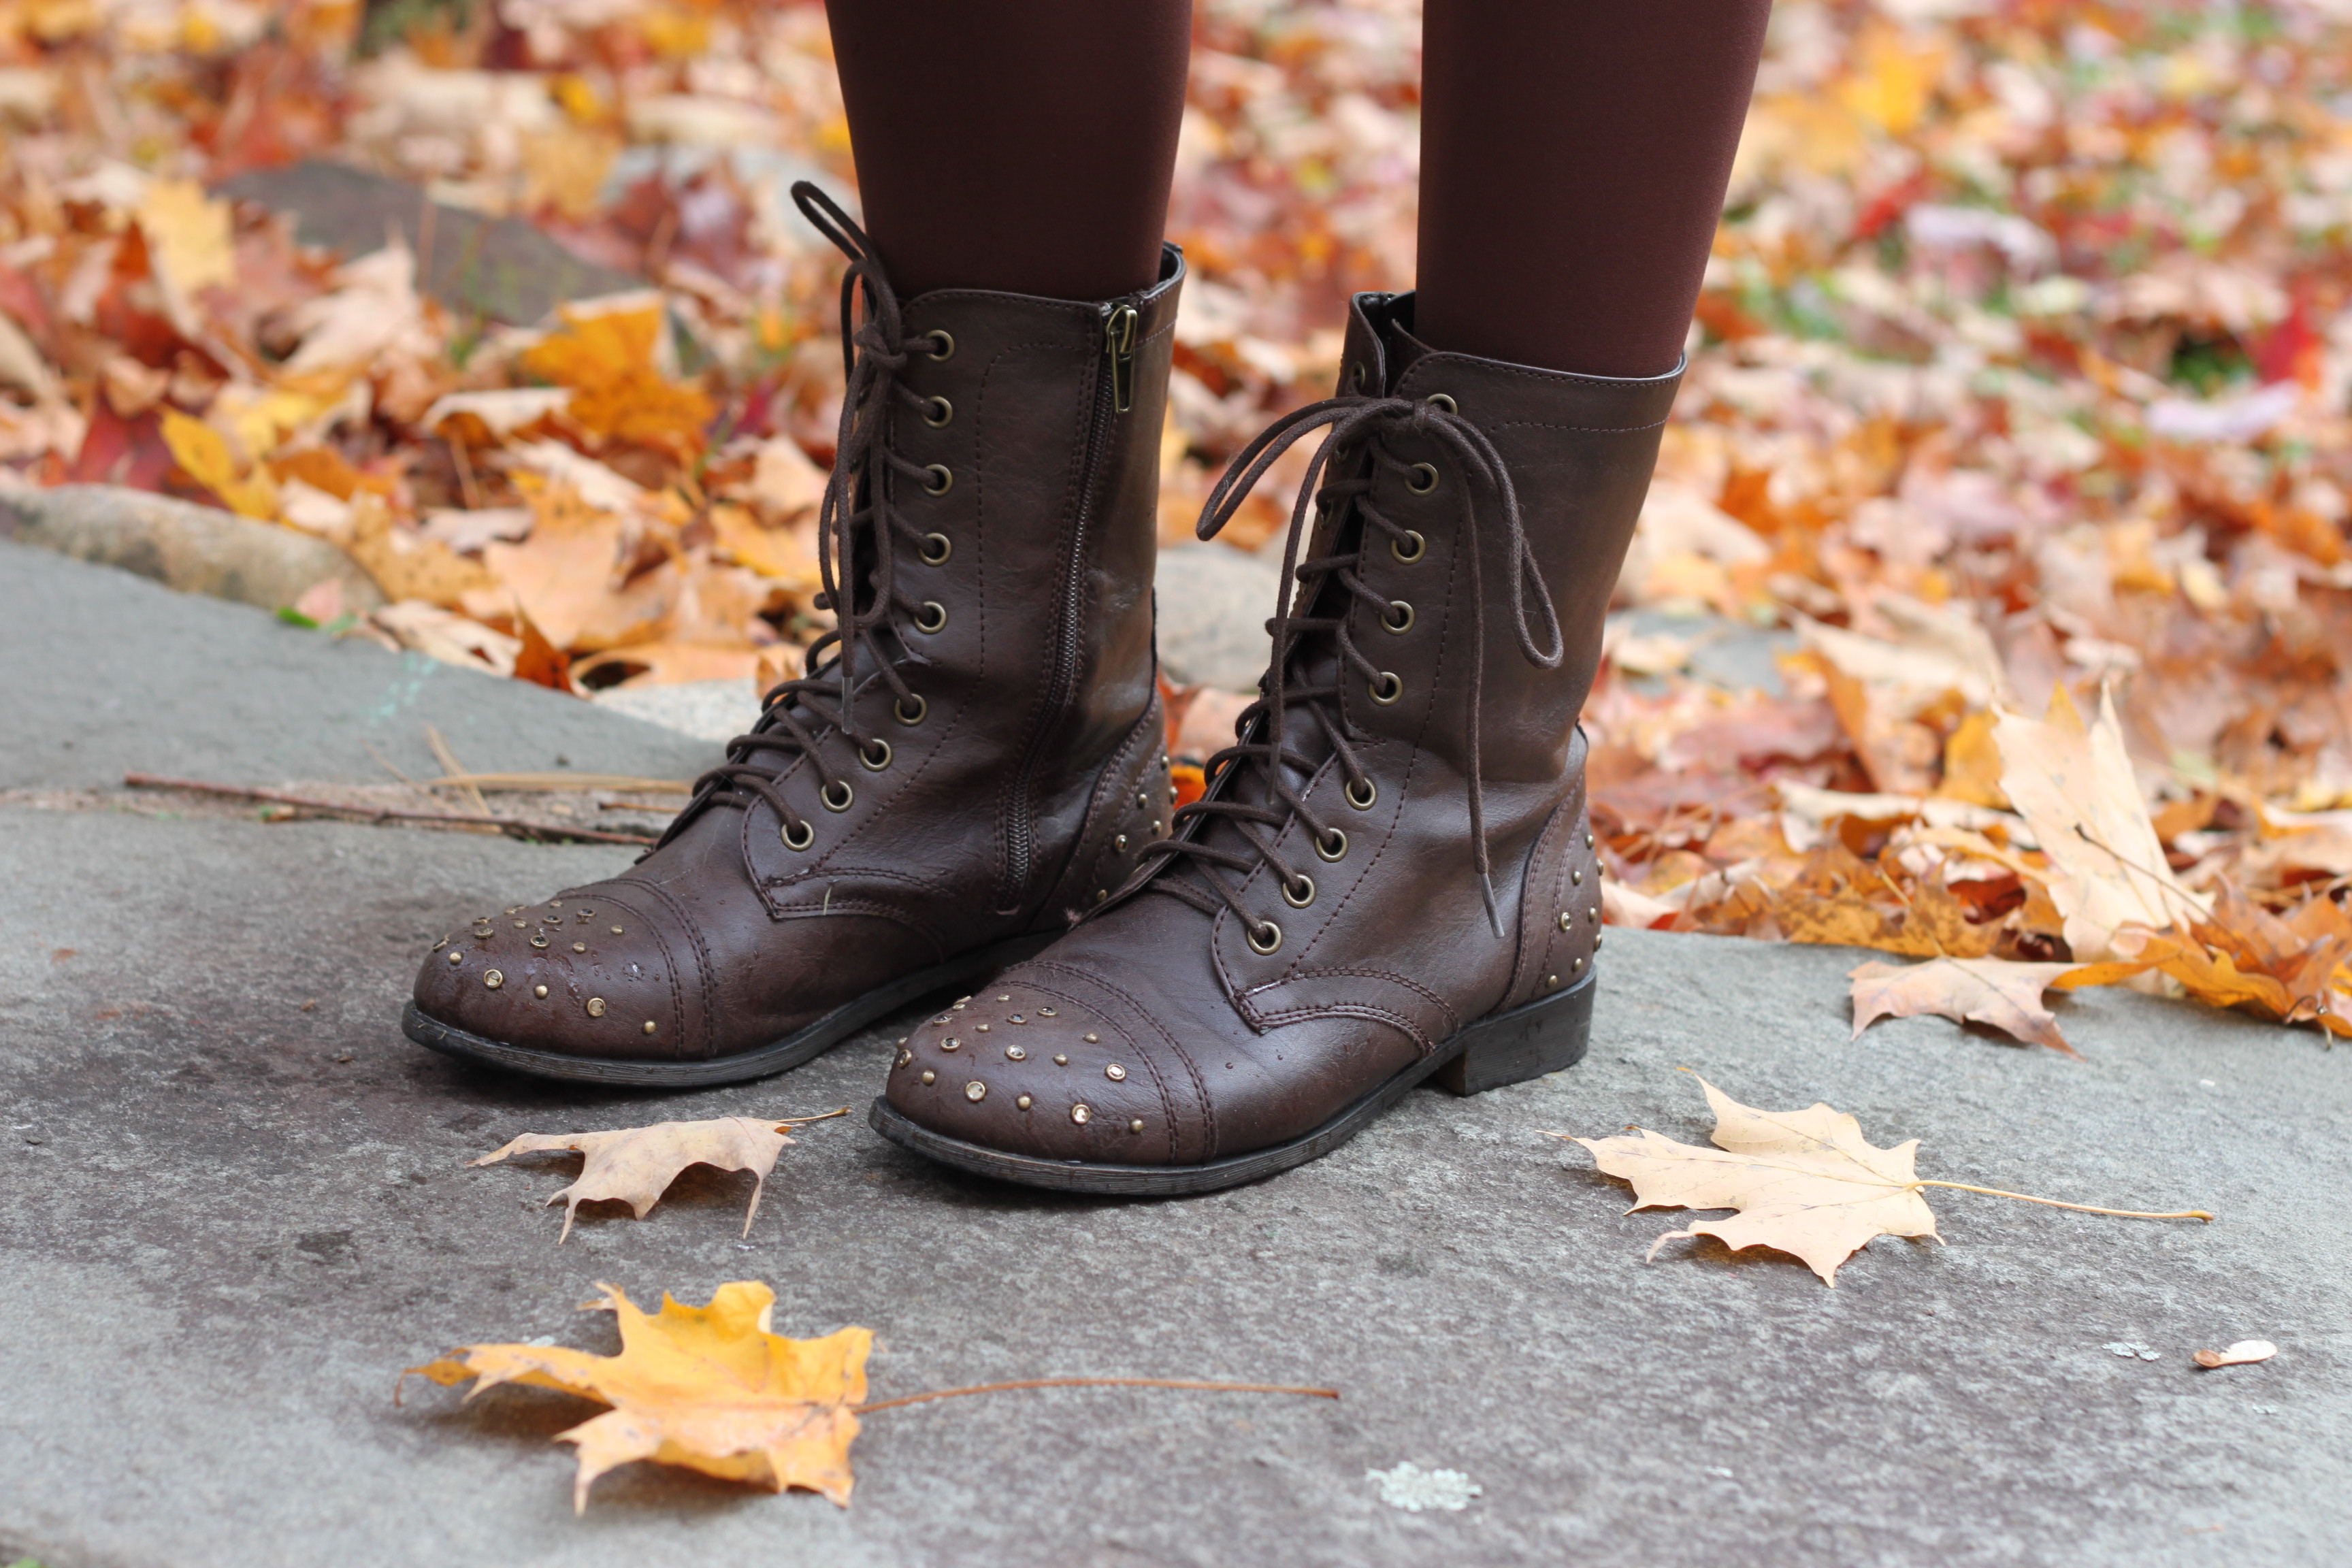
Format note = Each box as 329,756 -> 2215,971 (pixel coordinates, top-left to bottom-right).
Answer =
821,780 -> 855,813
924,395 -> 953,427
1382,600 -> 1414,634
915,602 -> 948,634
1424,392 -> 1458,414
1314,827 -> 1348,862
924,329 -> 955,360
894,693 -> 927,725
1369,671 -> 1404,705
923,464 -> 953,496
1391,529 -> 1425,563
1281,873 -> 1316,909
781,819 -> 814,850
860,738 -> 893,772
1247,919 -> 1284,955
1345,777 -> 1378,811
1407,463 -> 1439,495
920,532 -> 952,564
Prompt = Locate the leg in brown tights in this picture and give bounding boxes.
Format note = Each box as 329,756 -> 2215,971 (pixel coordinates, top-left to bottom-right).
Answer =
822,0 -> 1192,302
823,0 -> 1768,368
1415,0 -> 1774,378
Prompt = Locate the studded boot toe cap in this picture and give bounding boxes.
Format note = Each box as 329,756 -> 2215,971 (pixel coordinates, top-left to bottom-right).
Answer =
884,983 -> 1177,1163
410,889 -> 688,1062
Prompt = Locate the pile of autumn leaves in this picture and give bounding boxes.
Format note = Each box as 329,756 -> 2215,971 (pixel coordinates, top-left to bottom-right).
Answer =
1641,681 -> 2352,1054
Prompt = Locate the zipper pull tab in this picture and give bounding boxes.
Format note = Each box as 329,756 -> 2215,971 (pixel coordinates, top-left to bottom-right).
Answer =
1105,303 -> 1139,414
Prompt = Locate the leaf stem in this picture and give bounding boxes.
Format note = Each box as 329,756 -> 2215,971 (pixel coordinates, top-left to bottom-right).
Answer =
2069,823 -> 2206,925
1916,1179 -> 2212,1221
853,1377 -> 1339,1416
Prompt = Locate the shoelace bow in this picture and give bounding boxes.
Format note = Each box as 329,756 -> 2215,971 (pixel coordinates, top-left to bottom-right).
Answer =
1135,389 -> 1564,939
655,182 -> 938,855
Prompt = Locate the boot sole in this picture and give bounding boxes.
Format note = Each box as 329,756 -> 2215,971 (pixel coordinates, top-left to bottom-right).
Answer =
401,931 -> 1061,1089
868,967 -> 1596,1195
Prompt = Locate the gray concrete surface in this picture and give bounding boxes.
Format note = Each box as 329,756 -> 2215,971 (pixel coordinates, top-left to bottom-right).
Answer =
1155,542 -> 1281,693
218,161 -> 642,326
3,550 -> 2349,1568
0,540 -> 710,790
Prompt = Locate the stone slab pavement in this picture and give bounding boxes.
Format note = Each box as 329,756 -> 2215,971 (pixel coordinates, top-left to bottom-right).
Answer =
2,545 -> 2349,1567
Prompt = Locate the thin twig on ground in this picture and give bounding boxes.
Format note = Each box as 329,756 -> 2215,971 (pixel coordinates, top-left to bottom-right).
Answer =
122,774 -> 659,846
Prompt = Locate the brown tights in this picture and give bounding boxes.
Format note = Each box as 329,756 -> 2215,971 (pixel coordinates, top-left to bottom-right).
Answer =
823,0 -> 1769,379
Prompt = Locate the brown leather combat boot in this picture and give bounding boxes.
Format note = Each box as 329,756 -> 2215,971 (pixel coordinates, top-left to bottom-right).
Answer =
871,290 -> 1679,1192
404,185 -> 1184,1086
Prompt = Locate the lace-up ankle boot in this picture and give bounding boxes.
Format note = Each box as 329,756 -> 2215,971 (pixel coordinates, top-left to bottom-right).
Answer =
872,289 -> 1680,1191
404,185 -> 1185,1085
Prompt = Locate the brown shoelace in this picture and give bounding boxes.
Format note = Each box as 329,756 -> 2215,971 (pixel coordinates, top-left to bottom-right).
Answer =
655,183 -> 942,855
1133,391 -> 1562,939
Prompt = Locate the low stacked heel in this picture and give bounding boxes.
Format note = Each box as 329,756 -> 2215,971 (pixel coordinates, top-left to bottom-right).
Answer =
1434,968 -> 1596,1096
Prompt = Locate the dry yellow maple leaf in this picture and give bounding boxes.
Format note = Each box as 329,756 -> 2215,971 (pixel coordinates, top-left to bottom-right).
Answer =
474,1109 -> 843,1242
1850,956 -> 2087,1054
159,408 -> 276,520
1994,686 -> 2201,959
135,178 -> 235,301
1554,1077 -> 2209,1286
409,1280 -> 870,1509
408,1281 -> 1339,1512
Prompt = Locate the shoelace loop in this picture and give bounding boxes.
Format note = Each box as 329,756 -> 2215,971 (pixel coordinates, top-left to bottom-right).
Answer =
1134,388 -> 1562,938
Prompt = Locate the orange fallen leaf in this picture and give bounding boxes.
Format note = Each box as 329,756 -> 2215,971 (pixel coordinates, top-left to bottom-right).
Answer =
408,1280 -> 869,1509
519,303 -> 713,453
1554,1076 -> 2210,1286
2051,887 -> 2352,1039
709,502 -> 821,591
478,485 -> 635,649
1776,868 -> 1999,959
472,1109 -> 843,1241
511,610 -> 574,693
1850,956 -> 2087,1053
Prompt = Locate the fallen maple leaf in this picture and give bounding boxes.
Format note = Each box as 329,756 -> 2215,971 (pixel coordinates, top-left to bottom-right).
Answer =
408,1281 -> 1340,1512
1554,1076 -> 2209,1286
1561,1077 -> 1943,1284
474,1109 -> 844,1241
1850,956 -> 2087,1053
159,408 -> 276,520
134,178 -> 235,303
2051,887 -> 2352,1040
410,1280 -> 870,1509
519,302 -> 713,453
1994,687 -> 2202,959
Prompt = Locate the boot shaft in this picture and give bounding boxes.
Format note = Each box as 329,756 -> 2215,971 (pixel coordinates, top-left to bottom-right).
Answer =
1327,291 -> 1680,783
883,245 -> 1185,769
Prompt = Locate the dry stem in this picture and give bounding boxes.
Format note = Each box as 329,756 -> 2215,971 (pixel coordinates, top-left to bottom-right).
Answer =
854,1377 -> 1340,1416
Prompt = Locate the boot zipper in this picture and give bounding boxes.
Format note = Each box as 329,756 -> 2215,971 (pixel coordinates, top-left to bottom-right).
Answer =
1105,301 -> 1139,413
999,299 -> 1143,911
